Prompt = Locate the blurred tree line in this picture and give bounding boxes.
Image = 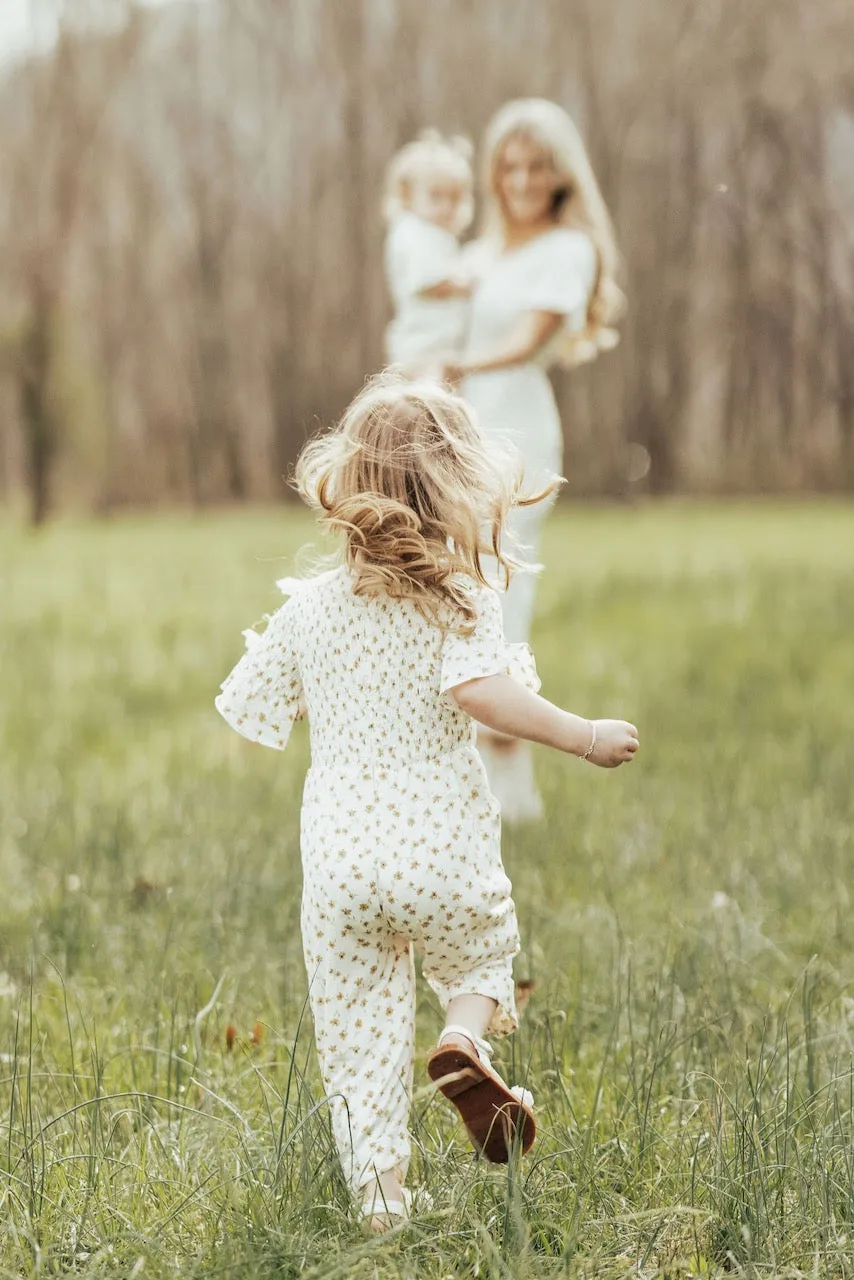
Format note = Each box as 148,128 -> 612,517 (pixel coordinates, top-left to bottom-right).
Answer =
1,0 -> 853,522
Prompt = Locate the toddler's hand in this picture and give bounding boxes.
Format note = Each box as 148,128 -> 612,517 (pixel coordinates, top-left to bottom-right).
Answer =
587,719 -> 639,768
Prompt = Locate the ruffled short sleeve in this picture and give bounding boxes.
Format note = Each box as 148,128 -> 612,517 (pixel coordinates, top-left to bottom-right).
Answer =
503,642 -> 541,694
385,213 -> 460,302
215,598 -> 303,750
440,586 -> 542,702
511,229 -> 597,329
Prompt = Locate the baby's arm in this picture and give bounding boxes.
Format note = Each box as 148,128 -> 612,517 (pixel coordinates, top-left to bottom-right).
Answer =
420,251 -> 482,300
452,674 -> 638,768
417,277 -> 472,300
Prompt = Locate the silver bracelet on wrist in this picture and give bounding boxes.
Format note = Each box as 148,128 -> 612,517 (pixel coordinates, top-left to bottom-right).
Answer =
582,720 -> 596,761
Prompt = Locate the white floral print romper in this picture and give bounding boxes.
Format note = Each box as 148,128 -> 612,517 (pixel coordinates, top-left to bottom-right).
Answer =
215,567 -> 539,1190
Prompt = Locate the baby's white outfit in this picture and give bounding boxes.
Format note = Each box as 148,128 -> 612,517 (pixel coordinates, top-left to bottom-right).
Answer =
215,568 -> 539,1190
384,211 -> 468,364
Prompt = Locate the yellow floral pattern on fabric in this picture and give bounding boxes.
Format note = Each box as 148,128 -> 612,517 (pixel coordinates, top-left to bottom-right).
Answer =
215,567 -> 539,1189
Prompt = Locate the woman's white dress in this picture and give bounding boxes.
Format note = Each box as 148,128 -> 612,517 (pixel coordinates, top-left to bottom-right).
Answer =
461,227 -> 597,819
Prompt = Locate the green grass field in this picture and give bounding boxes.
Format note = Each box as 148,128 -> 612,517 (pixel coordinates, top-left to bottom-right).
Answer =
2,503 -> 854,1279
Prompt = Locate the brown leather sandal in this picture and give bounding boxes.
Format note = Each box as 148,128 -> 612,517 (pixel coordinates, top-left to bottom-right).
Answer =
427,1025 -> 535,1163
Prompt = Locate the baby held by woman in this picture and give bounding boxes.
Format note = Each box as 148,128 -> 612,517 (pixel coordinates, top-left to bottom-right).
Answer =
383,130 -> 475,369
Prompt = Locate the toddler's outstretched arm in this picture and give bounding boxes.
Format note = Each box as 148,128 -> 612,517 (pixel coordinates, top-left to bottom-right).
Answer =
451,674 -> 638,768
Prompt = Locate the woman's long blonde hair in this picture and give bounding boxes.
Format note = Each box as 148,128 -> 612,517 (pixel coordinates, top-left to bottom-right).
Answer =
482,98 -> 624,356
294,373 -> 558,631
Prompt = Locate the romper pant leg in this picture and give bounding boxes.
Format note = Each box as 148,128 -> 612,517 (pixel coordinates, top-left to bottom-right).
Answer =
301,802 -> 416,1191
377,754 -> 521,1038
415,819 -> 520,1037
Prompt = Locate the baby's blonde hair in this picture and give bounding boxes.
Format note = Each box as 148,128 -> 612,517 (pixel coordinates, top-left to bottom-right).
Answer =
383,130 -> 475,235
482,99 -> 624,360
294,373 -> 558,631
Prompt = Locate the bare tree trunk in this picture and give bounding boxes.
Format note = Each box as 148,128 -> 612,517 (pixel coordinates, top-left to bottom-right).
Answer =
195,232 -> 245,501
655,105 -> 700,491
722,133 -> 757,468
19,285 -> 55,526
834,294 -> 854,475
2,0 -> 853,508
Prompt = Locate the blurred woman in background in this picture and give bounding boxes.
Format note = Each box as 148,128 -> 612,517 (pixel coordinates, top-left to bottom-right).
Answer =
444,98 -> 623,822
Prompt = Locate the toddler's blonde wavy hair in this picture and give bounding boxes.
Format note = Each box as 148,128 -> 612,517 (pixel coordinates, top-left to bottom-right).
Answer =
294,373 -> 558,631
383,130 -> 474,235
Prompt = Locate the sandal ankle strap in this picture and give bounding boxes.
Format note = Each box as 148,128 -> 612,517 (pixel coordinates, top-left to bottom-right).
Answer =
360,1185 -> 411,1221
437,1024 -> 492,1065
361,1198 -> 408,1220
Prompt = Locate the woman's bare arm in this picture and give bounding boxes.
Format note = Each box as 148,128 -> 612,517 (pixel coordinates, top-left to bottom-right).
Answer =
446,310 -> 563,379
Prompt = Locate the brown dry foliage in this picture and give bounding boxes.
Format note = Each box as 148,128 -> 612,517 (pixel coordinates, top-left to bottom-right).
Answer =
1,0 -> 853,521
